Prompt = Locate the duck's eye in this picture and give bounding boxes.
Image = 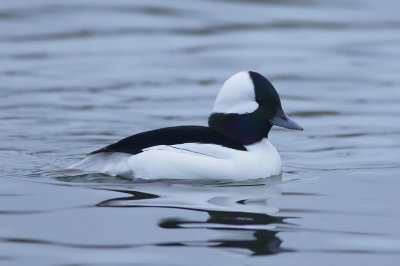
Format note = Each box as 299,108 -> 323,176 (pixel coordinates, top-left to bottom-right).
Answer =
256,97 -> 264,104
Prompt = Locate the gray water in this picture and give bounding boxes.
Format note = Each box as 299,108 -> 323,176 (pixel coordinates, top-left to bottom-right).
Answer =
1,0 -> 400,265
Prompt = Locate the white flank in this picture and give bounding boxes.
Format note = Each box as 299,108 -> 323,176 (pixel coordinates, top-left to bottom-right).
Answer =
68,139 -> 282,180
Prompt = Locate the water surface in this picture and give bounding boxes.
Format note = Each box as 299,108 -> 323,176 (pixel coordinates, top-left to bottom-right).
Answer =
1,0 -> 400,265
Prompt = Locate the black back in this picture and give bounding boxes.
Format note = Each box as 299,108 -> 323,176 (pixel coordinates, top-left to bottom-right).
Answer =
90,126 -> 247,155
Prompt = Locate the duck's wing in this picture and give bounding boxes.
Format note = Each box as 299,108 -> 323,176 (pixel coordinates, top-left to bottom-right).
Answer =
90,126 -> 246,155
141,143 -> 237,159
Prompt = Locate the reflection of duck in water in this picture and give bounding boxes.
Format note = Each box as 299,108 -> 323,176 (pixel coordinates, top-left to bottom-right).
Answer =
97,184 -> 292,256
69,71 -> 302,180
159,210 -> 290,256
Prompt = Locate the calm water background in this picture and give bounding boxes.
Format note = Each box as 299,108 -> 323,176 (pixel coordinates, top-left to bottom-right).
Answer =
1,0 -> 400,265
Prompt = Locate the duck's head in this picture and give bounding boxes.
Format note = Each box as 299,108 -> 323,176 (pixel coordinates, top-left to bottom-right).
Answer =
208,71 -> 302,145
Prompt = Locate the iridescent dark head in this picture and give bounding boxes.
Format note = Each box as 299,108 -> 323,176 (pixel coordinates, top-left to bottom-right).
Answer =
208,71 -> 302,145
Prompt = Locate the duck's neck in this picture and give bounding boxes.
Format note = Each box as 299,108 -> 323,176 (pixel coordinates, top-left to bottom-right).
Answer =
208,112 -> 271,145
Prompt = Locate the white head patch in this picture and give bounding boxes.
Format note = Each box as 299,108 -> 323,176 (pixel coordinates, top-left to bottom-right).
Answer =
212,71 -> 258,114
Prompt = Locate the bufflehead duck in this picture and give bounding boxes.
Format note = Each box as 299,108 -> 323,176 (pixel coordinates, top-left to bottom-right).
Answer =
68,71 -> 302,180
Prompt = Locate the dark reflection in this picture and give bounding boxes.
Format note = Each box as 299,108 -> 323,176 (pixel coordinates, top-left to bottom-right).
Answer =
159,210 -> 290,255
97,189 -> 292,256
97,189 -> 159,206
